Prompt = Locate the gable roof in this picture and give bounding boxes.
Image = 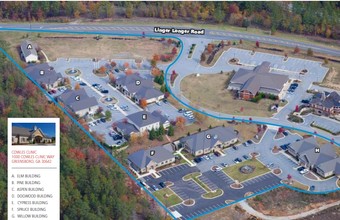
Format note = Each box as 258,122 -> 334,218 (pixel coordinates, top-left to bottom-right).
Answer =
289,137 -> 318,154
180,126 -> 238,153
134,86 -> 163,100
127,111 -> 160,128
317,158 -> 340,174
58,88 -> 98,112
151,110 -> 169,125
12,126 -> 50,138
229,62 -> 288,95
310,91 -> 340,108
116,120 -> 139,135
20,40 -> 38,58
128,145 -> 174,170
25,63 -> 62,85
116,74 -> 153,94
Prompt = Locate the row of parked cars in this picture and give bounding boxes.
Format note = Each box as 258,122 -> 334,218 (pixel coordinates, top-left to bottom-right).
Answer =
92,83 -> 109,94
88,118 -> 107,127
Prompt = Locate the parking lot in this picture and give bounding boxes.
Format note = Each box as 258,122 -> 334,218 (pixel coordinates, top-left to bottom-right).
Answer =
48,58 -> 181,146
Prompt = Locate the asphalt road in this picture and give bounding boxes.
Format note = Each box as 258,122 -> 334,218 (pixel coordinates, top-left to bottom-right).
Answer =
0,23 -> 339,57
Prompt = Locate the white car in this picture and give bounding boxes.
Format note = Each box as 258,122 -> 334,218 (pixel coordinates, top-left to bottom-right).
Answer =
299,169 -> 309,174
214,167 -> 222,172
156,101 -> 162,106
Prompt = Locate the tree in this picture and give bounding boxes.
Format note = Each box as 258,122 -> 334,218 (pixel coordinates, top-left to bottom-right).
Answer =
307,48 -> 314,56
150,59 -> 157,68
105,110 -> 111,121
200,53 -> 206,62
213,7 -> 225,23
324,58 -> 329,65
153,54 -> 160,61
96,106 -> 103,115
109,73 -> 116,85
207,44 -> 214,53
139,98 -> 148,109
171,47 -> 177,55
123,62 -> 130,69
175,116 -> 186,129
239,39 -> 243,44
158,125 -> 165,136
74,83 -> 80,90
125,68 -> 133,75
125,2 -> 133,18
167,125 -> 174,136
287,174 -> 292,184
110,61 -> 117,67
98,66 -> 106,74
149,128 -> 157,140
278,127 -> 284,133
294,46 -> 300,54
255,41 -> 260,48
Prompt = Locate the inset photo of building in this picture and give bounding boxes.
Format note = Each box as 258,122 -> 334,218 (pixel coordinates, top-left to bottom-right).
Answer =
11,122 -> 56,146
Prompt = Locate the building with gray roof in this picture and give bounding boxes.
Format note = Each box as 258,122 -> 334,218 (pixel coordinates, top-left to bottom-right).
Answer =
180,126 -> 238,156
228,62 -> 289,100
128,145 -> 175,173
20,40 -> 38,63
126,110 -> 161,133
115,73 -> 164,104
25,63 -> 63,89
287,137 -> 339,178
58,88 -> 99,117
12,125 -> 52,145
310,91 -> 340,116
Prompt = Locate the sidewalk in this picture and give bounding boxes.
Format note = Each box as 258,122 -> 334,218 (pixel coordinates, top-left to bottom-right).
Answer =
174,148 -> 195,167
239,200 -> 340,220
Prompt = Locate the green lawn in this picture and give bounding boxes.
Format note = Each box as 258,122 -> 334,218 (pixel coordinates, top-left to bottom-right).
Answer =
153,188 -> 182,207
183,172 -> 201,181
202,189 -> 223,199
223,159 -> 270,183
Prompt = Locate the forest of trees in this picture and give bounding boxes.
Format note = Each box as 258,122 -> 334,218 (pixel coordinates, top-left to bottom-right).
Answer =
0,39 -> 162,219
0,1 -> 338,39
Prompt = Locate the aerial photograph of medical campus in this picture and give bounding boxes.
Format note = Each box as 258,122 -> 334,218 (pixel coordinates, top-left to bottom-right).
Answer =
0,1 -> 339,219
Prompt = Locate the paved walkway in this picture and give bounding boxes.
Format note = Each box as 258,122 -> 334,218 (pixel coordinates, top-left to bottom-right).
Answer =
174,148 -> 195,167
41,50 -> 50,62
239,200 -> 340,220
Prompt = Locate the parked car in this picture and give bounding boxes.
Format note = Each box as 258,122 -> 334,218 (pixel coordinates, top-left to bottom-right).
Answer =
234,158 -> 242,163
101,89 -> 109,94
100,118 -> 106,123
214,151 -> 221,157
232,145 -> 238,150
266,163 -> 274,168
310,185 -> 315,191
113,135 -> 123,140
300,169 -> 309,174
301,99 -> 310,104
242,155 -> 249,160
97,119 -> 101,124
280,144 -> 289,150
114,68 -> 119,73
187,115 -> 195,120
116,140 -> 123,145
283,131 -> 288,136
194,157 -> 203,163
159,182 -> 166,188
163,99 -> 168,104
246,140 -> 253,145
203,155 -> 209,160
151,185 -> 159,191
156,101 -> 162,106
243,142 -> 249,147
92,83 -> 99,87
221,163 -> 228,167
297,166 -> 305,172
79,82 -> 87,86
178,109 -> 186,113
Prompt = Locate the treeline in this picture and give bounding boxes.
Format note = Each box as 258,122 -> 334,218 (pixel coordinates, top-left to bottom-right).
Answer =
0,39 -> 162,219
0,1 -> 339,39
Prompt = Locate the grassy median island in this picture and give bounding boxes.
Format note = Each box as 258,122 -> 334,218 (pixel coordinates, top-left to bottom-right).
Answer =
181,73 -> 277,117
223,159 -> 270,183
202,189 -> 223,199
153,188 -> 182,207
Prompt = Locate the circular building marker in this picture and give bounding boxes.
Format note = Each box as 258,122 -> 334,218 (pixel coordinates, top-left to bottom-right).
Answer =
75,95 -> 80,101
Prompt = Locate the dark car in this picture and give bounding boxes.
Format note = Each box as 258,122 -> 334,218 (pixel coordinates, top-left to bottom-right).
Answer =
283,131 -> 288,136
214,151 -> 221,157
100,118 -> 106,123
232,145 -> 238,150
97,119 -> 101,124
92,83 -> 99,87
233,158 -> 242,163
178,108 -> 185,113
113,135 -> 123,140
301,99 -> 310,104
291,83 -> 299,87
246,140 -> 253,145
159,182 -> 166,188
194,157 -> 203,163
242,155 -> 249,160
79,82 -> 87,86
310,185 -> 315,191
114,68 -> 119,73
297,166 -> 305,172
163,99 -> 168,104
280,144 -> 289,150
101,89 -> 109,94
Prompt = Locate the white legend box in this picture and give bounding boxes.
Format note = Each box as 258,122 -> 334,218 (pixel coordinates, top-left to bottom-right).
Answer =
8,118 -> 60,220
